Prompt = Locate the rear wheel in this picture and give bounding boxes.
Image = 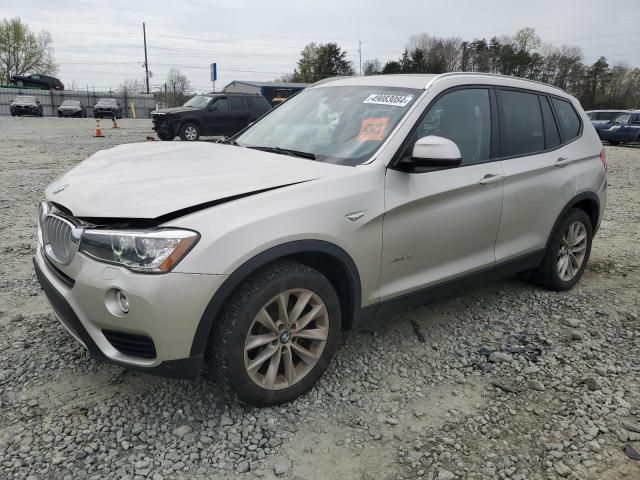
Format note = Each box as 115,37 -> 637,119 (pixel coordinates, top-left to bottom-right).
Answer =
179,122 -> 200,141
608,141 -> 620,145
530,209 -> 593,291
209,261 -> 341,406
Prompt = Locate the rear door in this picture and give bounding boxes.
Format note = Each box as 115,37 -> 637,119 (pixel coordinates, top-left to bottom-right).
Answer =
380,87 -> 504,300
229,96 -> 251,133
494,90 -> 577,263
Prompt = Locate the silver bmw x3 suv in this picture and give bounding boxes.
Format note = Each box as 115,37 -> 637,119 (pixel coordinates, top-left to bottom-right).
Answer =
35,73 -> 607,406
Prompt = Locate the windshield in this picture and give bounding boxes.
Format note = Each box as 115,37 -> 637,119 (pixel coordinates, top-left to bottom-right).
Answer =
236,86 -> 421,165
594,111 -> 625,121
613,113 -> 630,124
97,98 -> 117,105
15,96 -> 36,102
184,95 -> 213,108
62,100 -> 80,106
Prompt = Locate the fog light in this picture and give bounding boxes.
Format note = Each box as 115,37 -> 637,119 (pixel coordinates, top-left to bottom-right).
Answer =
116,290 -> 130,313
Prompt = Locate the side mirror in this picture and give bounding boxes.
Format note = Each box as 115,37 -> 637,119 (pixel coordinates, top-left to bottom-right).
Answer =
400,136 -> 462,172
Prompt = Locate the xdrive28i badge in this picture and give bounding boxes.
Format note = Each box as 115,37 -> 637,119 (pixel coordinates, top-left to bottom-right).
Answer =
52,184 -> 70,194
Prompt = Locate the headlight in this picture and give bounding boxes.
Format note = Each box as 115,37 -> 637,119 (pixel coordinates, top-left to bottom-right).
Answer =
79,229 -> 199,273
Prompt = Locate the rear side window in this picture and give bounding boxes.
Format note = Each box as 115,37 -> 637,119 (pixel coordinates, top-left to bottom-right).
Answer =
229,96 -> 245,111
540,96 -> 561,150
247,96 -> 271,114
498,90 -> 544,156
551,98 -> 581,140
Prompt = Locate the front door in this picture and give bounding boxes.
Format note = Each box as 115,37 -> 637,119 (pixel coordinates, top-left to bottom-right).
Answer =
204,97 -> 232,135
380,87 -> 504,301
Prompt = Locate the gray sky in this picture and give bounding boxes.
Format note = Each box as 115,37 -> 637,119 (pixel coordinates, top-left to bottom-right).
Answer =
4,0 -> 639,93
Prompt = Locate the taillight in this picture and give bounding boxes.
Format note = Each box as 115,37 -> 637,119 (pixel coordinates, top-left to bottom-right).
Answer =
599,148 -> 607,171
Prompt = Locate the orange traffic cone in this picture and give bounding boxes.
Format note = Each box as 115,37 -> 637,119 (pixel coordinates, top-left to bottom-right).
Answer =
94,118 -> 104,138
111,116 -> 120,129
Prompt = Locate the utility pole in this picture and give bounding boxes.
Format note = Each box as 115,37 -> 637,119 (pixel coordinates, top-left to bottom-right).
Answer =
143,22 -> 150,94
358,41 -> 362,76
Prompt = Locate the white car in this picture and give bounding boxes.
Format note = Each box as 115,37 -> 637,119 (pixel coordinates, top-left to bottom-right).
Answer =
35,73 -> 607,406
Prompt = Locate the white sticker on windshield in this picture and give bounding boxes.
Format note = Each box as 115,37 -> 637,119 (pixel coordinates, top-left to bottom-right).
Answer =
363,94 -> 414,107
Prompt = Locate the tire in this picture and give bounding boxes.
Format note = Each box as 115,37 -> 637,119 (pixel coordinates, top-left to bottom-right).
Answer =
11,113 -> 16,117
530,208 -> 593,291
209,260 -> 341,406
156,131 -> 174,141
179,122 -> 201,141
608,141 -> 619,145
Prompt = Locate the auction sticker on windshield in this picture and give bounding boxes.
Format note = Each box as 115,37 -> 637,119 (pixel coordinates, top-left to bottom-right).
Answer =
363,94 -> 414,107
357,117 -> 390,141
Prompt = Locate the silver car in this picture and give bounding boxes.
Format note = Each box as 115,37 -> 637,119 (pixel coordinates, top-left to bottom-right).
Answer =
35,73 -> 607,406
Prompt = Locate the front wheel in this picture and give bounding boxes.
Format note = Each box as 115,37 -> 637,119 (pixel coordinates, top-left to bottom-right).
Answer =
608,141 -> 620,146
179,122 -> 200,141
530,208 -> 593,291
209,261 -> 341,406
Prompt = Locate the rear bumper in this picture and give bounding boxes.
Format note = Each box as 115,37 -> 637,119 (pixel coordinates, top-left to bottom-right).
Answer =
32,253 -> 221,379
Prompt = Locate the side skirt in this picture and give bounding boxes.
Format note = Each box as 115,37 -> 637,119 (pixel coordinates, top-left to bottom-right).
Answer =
352,249 -> 545,330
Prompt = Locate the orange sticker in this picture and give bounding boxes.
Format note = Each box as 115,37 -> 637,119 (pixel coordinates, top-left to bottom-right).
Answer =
357,117 -> 390,142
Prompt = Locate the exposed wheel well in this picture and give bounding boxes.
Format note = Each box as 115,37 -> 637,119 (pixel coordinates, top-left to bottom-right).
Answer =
180,119 -> 202,131
572,198 -> 599,230
288,252 -> 356,330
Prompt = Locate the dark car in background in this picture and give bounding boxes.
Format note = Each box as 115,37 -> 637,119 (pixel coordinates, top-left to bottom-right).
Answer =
10,95 -> 43,116
58,100 -> 86,118
94,98 -> 123,118
586,109 -> 630,135
151,93 -> 271,141
10,74 -> 64,90
598,111 -> 640,145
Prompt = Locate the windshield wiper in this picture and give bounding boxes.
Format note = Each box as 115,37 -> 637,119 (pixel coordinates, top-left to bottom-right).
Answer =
247,146 -> 316,160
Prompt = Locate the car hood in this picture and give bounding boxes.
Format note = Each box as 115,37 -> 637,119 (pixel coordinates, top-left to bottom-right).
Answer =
11,102 -> 37,106
152,106 -> 196,115
46,142 -> 348,219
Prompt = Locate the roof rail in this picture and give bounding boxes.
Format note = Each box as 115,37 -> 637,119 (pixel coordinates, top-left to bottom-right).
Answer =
426,72 -> 566,93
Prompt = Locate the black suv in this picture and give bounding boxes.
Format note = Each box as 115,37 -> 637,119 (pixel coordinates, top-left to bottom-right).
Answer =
94,98 -> 123,118
152,93 -> 271,141
10,95 -> 43,116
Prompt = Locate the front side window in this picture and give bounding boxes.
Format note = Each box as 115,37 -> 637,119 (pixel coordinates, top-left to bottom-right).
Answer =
412,88 -> 491,165
236,86 -> 420,166
498,90 -> 544,156
552,98 -> 581,140
612,113 -> 630,125
631,114 -> 640,124
211,97 -> 229,112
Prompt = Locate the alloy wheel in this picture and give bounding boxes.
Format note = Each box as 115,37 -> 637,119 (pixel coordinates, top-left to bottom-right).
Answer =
184,126 -> 198,140
244,289 -> 329,390
557,221 -> 587,281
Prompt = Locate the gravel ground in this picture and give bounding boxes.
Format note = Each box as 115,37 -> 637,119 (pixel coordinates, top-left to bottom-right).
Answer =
0,117 -> 639,480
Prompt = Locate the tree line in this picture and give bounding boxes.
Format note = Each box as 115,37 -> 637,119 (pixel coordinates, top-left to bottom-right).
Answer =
288,28 -> 639,110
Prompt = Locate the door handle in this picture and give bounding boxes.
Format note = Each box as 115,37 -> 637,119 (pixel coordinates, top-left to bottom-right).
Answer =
555,157 -> 572,167
479,173 -> 503,185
